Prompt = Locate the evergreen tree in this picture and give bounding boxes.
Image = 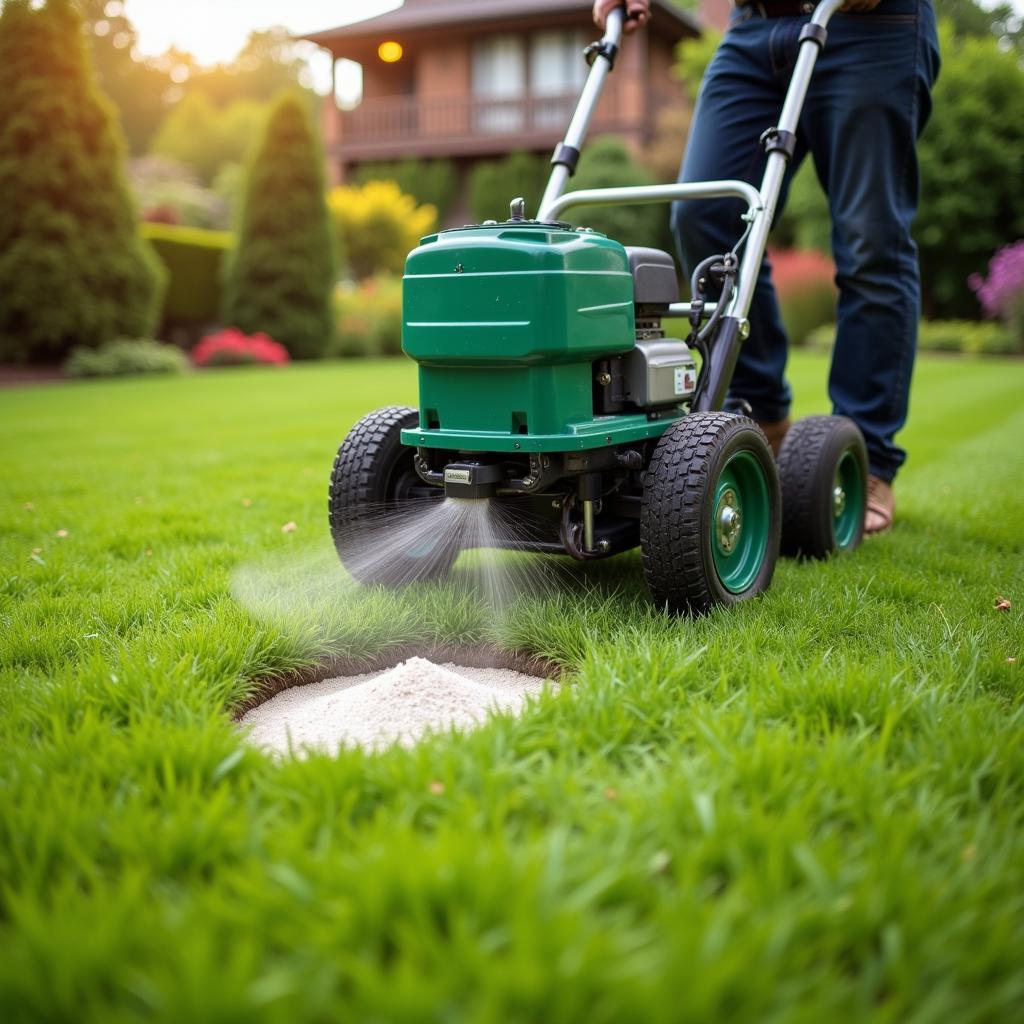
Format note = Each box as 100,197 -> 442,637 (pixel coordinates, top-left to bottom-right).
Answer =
222,94 -> 335,359
0,0 -> 165,363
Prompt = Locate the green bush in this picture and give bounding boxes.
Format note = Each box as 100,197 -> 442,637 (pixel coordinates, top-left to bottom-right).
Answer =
222,93 -> 336,359
352,159 -> 458,221
806,319 -> 1019,355
329,277 -> 403,358
916,22 -> 1024,318
469,151 -> 550,223
771,161 -> 831,254
65,338 -> 189,377
142,223 -> 232,329
770,248 -> 837,345
0,0 -> 165,364
569,138 -> 669,251
925,319 -> 1019,355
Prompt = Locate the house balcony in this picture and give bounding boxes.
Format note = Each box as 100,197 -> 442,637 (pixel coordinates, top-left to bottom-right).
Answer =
331,91 -> 630,162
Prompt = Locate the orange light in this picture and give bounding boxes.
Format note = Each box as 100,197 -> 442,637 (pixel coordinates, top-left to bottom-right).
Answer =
378,40 -> 403,63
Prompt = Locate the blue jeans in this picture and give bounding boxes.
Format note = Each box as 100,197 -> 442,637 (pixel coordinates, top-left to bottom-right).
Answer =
672,0 -> 940,481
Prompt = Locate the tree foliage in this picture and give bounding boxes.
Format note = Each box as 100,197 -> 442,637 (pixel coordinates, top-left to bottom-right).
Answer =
73,3 -> 319,158
934,0 -> 1023,56
916,21 -> 1024,317
187,27 -> 319,108
150,92 -> 268,183
672,14 -> 1024,319
222,94 -> 335,359
0,0 -> 164,363
75,0 -> 170,154
673,27 -> 721,96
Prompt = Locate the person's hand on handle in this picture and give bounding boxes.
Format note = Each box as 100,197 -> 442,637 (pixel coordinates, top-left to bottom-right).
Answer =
593,0 -> 650,34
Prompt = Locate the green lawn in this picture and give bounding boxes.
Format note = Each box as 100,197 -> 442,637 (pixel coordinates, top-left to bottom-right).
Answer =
1,353 -> 1022,1022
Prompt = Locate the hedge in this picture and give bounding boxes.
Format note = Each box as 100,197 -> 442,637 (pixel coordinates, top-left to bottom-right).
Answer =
806,319 -> 1019,356
142,222 -> 232,329
0,0 -> 164,363
222,94 -> 336,359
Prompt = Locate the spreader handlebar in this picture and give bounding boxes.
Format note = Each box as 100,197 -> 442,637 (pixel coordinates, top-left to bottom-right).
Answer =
536,7 -> 625,216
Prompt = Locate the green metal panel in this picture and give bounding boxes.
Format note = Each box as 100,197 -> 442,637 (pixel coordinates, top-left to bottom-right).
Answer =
401,222 -> 644,452
400,410 -> 681,454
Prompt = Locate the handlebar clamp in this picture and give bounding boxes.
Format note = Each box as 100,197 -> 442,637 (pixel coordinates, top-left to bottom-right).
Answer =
760,127 -> 797,161
798,22 -> 828,48
583,39 -> 619,69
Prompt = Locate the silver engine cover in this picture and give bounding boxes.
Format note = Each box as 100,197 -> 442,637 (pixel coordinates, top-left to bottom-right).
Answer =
625,338 -> 697,407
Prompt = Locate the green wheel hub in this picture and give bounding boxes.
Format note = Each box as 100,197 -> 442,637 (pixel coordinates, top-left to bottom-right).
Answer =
832,449 -> 864,550
711,450 -> 771,594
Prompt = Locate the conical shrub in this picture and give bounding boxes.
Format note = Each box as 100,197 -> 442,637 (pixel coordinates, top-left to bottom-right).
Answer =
222,94 -> 335,359
0,0 -> 165,363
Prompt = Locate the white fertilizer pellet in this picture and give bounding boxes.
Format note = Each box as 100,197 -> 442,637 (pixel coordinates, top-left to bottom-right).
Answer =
240,657 -> 550,756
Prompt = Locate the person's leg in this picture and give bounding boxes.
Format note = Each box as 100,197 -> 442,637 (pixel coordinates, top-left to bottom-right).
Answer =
672,9 -> 807,430
798,1 -> 941,490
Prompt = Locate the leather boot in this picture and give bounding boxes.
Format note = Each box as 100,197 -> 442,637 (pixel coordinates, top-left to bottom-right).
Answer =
865,475 -> 895,534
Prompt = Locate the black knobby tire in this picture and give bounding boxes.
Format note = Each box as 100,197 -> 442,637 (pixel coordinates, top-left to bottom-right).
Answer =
640,412 -> 781,615
328,405 -> 454,584
777,415 -> 868,559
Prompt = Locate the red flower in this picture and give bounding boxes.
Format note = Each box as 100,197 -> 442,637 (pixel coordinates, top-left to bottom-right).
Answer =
768,247 -> 836,299
192,328 -> 290,367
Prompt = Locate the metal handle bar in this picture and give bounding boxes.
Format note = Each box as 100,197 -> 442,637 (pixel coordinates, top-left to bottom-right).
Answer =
730,0 -> 843,317
540,179 -> 762,224
540,0 -> 845,319
536,7 -> 625,216
537,0 -> 846,414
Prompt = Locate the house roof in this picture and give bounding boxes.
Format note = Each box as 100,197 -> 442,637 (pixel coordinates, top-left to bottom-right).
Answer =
301,0 -> 700,48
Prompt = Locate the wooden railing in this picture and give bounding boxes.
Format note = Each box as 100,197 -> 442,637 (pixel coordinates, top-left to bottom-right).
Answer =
339,92 -> 622,147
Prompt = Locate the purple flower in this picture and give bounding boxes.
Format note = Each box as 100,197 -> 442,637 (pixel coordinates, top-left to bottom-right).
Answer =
970,240 -> 1024,321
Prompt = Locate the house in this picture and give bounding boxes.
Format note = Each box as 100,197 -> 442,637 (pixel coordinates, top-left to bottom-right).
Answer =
300,0 -> 701,221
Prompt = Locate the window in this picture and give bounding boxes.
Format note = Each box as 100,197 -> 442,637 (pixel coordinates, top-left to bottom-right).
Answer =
471,29 -> 590,134
472,35 -> 526,132
530,29 -> 589,129
529,30 -> 588,97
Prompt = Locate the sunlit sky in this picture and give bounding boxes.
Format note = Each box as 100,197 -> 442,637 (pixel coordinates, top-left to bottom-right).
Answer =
125,0 -> 401,98
123,0 -> 1024,66
126,1 -> 399,64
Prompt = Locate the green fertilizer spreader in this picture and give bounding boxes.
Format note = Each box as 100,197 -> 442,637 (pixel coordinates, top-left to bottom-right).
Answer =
329,0 -> 867,614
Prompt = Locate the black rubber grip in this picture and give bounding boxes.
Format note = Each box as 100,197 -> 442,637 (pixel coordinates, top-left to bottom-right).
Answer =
551,144 -> 581,175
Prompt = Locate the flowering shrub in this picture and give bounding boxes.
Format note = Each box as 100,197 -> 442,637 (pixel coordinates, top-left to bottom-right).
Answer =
192,327 -> 289,367
969,241 -> 1024,350
769,248 -> 837,346
328,181 -> 436,280
329,276 -> 403,358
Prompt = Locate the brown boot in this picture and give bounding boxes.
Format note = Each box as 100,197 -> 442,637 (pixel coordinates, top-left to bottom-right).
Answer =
757,416 -> 791,456
865,475 -> 895,535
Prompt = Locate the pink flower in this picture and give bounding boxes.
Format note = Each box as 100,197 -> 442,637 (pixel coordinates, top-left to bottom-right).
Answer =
192,328 -> 290,367
970,241 -> 1024,321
